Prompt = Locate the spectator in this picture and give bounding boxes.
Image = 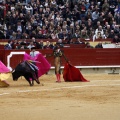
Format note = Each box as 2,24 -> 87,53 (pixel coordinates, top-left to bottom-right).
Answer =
108,30 -> 115,39
39,40 -> 44,49
66,31 -> 73,44
4,40 -> 13,49
93,25 -> 106,41
20,39 -> 28,46
115,12 -> 120,24
27,41 -> 35,49
89,1 -> 95,11
81,29 -> 89,39
74,38 -> 85,44
95,42 -> 103,48
15,21 -> 24,33
57,31 -> 64,40
3,31 -> 10,39
79,1 -> 86,19
102,0 -> 110,12
73,30 -> 81,40
49,42 -> 54,49
0,24 -> 4,39
114,25 -> 119,34
44,41 -> 51,49
104,30 -> 109,38
56,39 -> 64,48
85,9 -> 92,20
50,31 -> 58,40
25,25 -> 32,37
85,42 -> 94,48
31,37 -> 39,49
112,34 -> 120,43
16,30 -> 22,39
17,45 -> 27,49
10,32 -> 17,40
40,25 -> 48,39
106,25 -> 111,33
6,26 -> 13,38
25,4 -> 33,15
92,9 -> 99,25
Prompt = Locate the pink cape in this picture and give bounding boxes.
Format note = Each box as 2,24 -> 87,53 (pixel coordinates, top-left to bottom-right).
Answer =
23,53 -> 51,77
0,61 -> 10,73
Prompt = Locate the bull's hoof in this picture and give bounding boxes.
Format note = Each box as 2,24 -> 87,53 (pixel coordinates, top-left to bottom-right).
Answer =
30,84 -> 34,86
29,80 -> 34,86
13,79 -> 17,81
38,82 -> 40,84
36,79 -> 40,84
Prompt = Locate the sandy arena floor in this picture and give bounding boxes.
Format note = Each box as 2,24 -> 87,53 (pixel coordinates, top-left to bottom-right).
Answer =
0,73 -> 120,120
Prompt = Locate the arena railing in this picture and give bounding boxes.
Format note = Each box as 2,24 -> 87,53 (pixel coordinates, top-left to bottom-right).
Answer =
0,48 -> 120,71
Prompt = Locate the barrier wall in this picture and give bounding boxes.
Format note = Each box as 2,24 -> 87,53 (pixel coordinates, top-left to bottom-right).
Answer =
0,48 -> 120,70
0,50 -> 5,63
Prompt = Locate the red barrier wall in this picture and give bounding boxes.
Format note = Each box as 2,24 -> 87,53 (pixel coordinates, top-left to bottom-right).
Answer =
0,50 -> 5,63
0,48 -> 120,70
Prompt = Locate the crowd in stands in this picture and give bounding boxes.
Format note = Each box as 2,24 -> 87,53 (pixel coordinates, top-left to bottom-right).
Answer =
0,0 -> 120,49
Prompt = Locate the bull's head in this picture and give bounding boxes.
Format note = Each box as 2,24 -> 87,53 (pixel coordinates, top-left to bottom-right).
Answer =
12,69 -> 21,81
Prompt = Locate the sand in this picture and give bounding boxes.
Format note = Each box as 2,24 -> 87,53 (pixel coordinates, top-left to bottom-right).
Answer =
0,73 -> 120,120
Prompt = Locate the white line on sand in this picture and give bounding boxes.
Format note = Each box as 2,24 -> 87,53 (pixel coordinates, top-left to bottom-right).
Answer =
18,84 -> 120,93
0,83 -> 120,96
0,93 -> 10,96
91,80 -> 120,82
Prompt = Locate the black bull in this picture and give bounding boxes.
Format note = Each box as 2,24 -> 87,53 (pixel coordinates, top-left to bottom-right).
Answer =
12,61 -> 40,86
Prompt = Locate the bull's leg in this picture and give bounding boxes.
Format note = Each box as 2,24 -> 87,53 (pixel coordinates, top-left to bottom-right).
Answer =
27,80 -> 32,86
32,73 -> 40,84
24,76 -> 33,86
35,79 -> 40,84
29,78 -> 34,86
32,80 -> 34,86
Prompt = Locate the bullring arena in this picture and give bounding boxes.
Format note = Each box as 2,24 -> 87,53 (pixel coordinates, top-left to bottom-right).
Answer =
0,0 -> 120,119
0,72 -> 120,120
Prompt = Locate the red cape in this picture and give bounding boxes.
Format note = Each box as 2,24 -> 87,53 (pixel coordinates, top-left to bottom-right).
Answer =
63,63 -> 89,82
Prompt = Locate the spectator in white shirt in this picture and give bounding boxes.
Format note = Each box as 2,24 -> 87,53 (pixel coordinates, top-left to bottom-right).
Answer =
25,4 -> 33,15
93,25 -> 106,41
27,41 -> 35,49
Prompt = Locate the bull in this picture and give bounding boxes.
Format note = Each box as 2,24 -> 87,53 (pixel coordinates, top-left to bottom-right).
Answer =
12,61 -> 40,86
